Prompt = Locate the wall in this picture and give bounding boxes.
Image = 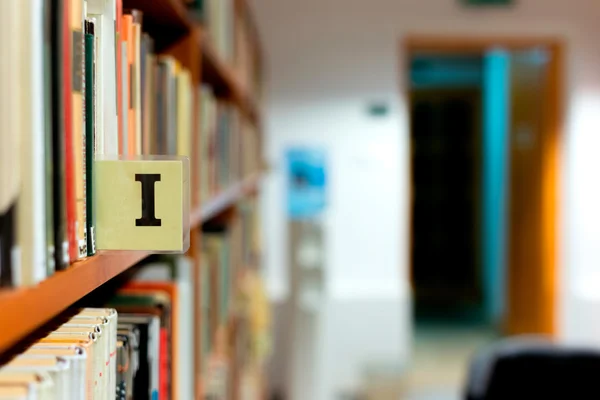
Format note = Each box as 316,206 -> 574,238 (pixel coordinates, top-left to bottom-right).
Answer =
251,0 -> 600,395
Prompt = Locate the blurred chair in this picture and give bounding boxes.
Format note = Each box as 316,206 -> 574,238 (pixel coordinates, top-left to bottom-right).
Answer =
464,336 -> 600,399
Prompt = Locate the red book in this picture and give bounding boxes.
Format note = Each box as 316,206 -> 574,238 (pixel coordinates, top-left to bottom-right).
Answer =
63,0 -> 77,263
159,328 -> 168,400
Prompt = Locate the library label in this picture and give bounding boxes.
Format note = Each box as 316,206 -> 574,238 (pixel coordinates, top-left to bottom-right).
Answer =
95,158 -> 190,252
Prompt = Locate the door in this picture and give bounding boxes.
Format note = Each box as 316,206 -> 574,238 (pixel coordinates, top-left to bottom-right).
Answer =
506,49 -> 556,334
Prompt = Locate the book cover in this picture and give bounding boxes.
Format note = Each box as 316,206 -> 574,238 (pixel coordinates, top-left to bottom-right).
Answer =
85,20 -> 96,256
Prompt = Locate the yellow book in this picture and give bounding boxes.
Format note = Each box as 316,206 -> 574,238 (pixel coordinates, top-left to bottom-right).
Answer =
176,69 -> 192,158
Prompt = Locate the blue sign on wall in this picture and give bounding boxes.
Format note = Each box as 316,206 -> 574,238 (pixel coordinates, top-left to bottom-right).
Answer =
286,148 -> 327,219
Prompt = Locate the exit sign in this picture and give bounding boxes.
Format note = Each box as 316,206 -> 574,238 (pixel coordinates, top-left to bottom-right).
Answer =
463,0 -> 513,5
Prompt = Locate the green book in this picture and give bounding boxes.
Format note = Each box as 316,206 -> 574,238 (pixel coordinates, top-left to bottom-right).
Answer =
85,20 -> 96,255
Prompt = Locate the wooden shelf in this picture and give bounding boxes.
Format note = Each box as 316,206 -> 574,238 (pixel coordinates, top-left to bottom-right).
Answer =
0,174 -> 260,355
191,173 -> 261,226
0,251 -> 150,354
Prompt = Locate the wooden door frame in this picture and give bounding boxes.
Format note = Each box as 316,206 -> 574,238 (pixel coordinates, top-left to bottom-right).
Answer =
403,35 -> 564,335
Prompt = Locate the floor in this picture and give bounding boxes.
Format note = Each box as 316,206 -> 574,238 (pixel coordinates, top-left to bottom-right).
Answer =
401,325 -> 498,400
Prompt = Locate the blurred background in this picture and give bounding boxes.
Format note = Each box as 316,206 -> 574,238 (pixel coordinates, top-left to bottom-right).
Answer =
248,0 -> 600,399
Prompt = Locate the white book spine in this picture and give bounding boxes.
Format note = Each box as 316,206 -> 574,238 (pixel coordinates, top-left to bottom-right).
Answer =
88,0 -> 118,155
0,1 -> 21,213
18,0 -> 46,285
176,257 -> 194,400
88,13 -> 104,155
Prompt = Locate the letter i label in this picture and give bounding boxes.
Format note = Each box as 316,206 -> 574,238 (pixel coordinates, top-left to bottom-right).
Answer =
135,173 -> 161,227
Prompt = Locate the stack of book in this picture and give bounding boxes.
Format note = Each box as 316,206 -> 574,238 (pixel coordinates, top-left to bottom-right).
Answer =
0,308 -> 118,399
0,0 -> 198,288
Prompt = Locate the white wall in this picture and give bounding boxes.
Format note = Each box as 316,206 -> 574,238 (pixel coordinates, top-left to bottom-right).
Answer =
251,0 -> 600,395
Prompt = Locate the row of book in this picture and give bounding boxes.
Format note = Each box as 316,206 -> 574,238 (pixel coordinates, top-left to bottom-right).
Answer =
199,88 -> 261,205
0,0 -> 261,288
187,0 -> 261,97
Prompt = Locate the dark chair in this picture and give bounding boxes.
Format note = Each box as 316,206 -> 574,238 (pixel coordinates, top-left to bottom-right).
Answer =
464,336 -> 600,399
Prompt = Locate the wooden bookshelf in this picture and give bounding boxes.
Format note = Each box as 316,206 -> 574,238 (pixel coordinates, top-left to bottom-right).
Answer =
0,0 -> 265,398
0,174 -> 260,355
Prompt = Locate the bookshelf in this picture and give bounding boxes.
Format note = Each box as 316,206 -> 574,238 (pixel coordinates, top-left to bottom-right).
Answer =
0,0 -> 266,398
0,174 -> 261,356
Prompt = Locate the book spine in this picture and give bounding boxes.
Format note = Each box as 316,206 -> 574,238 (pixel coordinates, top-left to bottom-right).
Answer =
64,0 -> 77,263
122,15 -> 135,156
121,40 -> 129,156
53,0 -> 69,270
43,0 -> 56,277
18,0 -> 48,285
85,20 -> 96,256
132,18 -> 142,155
71,0 -> 87,260
159,328 -> 168,400
116,0 -> 123,155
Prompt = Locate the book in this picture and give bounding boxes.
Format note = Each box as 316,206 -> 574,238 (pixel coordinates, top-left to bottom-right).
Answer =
84,20 -> 96,256
0,1 -> 20,287
132,257 -> 195,400
121,14 -> 134,156
43,0 -> 56,277
50,0 -> 70,272
63,0 -> 77,264
87,0 -> 118,155
70,0 -> 87,260
118,315 -> 160,400
128,10 -> 143,156
6,356 -> 71,399
0,371 -> 55,399
24,347 -> 87,400
18,0 -> 47,285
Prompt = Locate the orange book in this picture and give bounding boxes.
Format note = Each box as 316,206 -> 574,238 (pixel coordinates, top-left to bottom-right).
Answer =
116,0 -> 123,154
121,15 -> 135,156
131,11 -> 142,155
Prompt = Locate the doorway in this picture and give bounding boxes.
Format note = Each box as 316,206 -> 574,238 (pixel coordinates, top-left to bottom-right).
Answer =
405,37 -> 563,336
